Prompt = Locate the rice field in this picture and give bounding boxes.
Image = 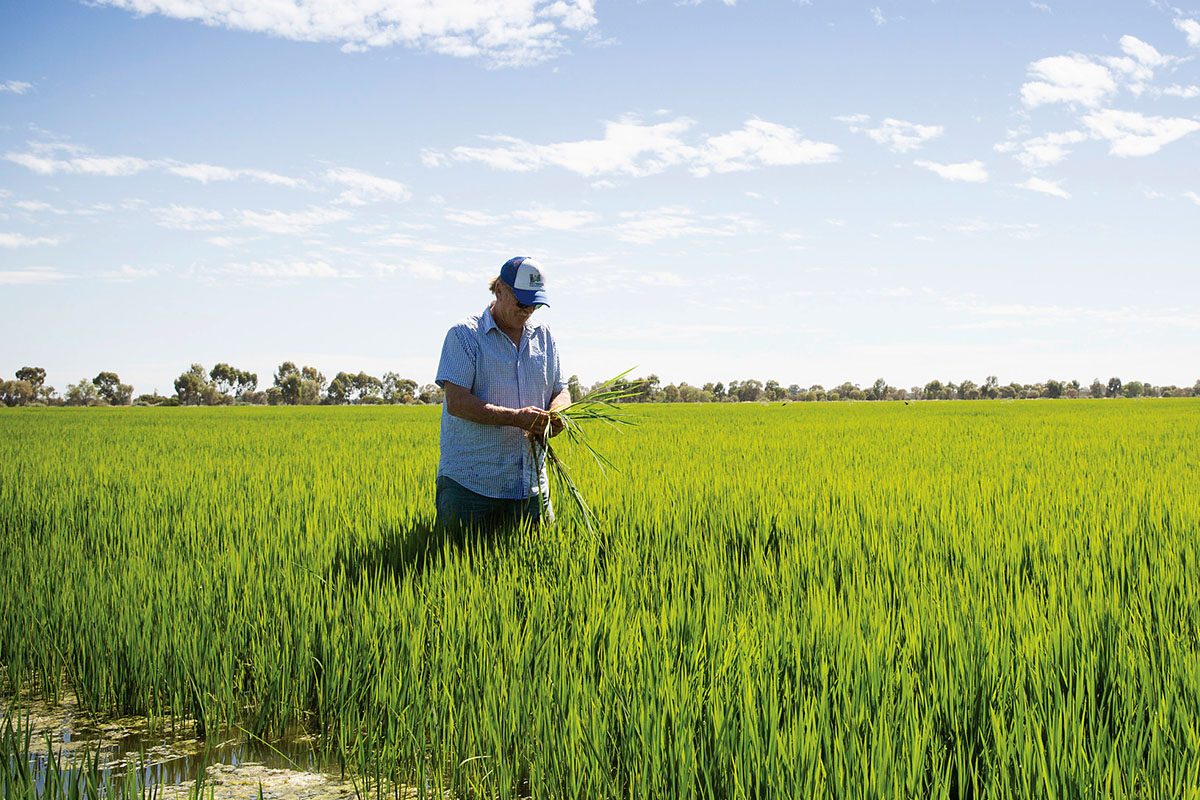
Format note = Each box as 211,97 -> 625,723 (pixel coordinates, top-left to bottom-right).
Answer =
2,400 -> 1199,799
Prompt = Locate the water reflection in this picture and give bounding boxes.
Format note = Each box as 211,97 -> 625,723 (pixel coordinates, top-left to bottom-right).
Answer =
3,689 -> 368,799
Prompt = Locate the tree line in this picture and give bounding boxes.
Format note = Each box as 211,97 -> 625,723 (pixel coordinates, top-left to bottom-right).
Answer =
590,375 -> 1200,403
0,363 -> 445,407
3,366 -> 1198,408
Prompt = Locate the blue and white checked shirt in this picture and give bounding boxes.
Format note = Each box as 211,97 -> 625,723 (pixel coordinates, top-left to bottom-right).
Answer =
436,306 -> 566,499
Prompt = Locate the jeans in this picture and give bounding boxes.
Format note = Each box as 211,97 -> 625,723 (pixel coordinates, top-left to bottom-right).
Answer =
435,475 -> 551,532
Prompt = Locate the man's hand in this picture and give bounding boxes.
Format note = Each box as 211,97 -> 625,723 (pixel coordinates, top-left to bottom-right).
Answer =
513,406 -> 552,434
548,406 -> 566,437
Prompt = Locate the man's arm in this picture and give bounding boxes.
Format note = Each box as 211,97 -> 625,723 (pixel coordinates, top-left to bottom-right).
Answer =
548,388 -> 570,436
442,381 -> 551,432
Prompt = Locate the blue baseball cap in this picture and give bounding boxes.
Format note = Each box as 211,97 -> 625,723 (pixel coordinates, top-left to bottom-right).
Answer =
499,256 -> 549,307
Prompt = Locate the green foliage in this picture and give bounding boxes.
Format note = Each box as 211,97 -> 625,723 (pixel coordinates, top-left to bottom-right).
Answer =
1,402 -> 1199,798
93,372 -> 133,406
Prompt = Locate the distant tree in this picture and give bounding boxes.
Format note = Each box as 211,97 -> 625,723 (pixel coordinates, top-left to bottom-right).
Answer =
237,371 -> 258,397
93,372 -> 133,406
1088,378 -> 1104,399
834,381 -> 858,399
299,378 -> 322,405
174,364 -> 210,406
327,372 -> 352,404
787,384 -> 801,400
736,379 -> 764,403
134,392 -> 170,406
981,375 -> 999,399
210,363 -> 240,396
662,384 -> 681,403
1123,380 -> 1144,398
711,382 -> 725,400
998,384 -> 1016,399
301,366 -> 326,392
278,374 -> 301,405
1044,379 -> 1064,399
65,378 -> 103,407
352,371 -> 382,403
867,378 -> 891,401
567,375 -> 582,403
764,380 -> 786,401
265,386 -> 284,405
0,380 -> 34,407
418,383 -> 444,404
923,380 -> 944,400
274,362 -> 299,386
15,367 -> 46,397
1106,377 -> 1122,398
382,373 -> 418,404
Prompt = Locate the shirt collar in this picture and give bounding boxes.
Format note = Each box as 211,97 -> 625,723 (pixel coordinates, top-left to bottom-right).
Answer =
480,305 -> 500,334
481,304 -> 533,338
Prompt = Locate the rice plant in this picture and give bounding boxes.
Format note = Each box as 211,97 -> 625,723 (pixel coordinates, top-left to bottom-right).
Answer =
1,400 -> 1198,798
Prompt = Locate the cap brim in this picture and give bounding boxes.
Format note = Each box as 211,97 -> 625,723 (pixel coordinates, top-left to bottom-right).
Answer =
513,287 -> 549,307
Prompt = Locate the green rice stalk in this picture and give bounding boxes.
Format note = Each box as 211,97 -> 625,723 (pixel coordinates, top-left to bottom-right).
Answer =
529,367 -> 640,535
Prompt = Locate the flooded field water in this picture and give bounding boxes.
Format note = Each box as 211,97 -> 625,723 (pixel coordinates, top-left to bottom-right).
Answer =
1,686 -> 380,799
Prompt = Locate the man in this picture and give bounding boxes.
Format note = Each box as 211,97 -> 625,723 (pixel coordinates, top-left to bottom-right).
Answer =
434,256 -> 570,531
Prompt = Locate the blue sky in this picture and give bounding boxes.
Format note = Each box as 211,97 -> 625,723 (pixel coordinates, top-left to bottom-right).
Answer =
2,0 -> 1199,395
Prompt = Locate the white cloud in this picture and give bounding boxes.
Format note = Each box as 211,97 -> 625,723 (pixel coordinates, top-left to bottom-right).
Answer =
1119,35 -> 1172,68
427,117 -> 697,177
914,159 -> 988,182
995,129 -> 1087,168
1021,54 -> 1116,107
166,162 -> 305,187
426,116 -> 837,178
692,119 -> 839,175
1018,177 -> 1071,198
443,204 -> 599,230
0,232 -> 59,247
871,7 -> 886,25
223,259 -> 343,279
1163,84 -> 1200,98
1,80 -> 32,94
1081,109 -> 1200,157
1176,18 -> 1200,47
153,205 -> 226,231
840,115 -> 943,153
611,206 -> 762,244
13,200 -> 68,214
238,206 -> 352,235
0,267 -> 69,285
1030,2 -> 1051,12
1185,191 -> 1200,205
444,209 -> 507,226
4,151 -> 156,176
511,206 -> 600,230
325,167 -> 411,205
97,264 -> 160,281
91,0 -> 598,67
6,143 -> 308,187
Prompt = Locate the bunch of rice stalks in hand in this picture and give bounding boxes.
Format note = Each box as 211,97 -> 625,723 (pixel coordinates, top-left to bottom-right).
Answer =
529,369 -> 639,536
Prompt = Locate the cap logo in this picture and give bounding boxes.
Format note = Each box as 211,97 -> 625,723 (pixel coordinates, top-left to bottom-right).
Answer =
525,270 -> 543,288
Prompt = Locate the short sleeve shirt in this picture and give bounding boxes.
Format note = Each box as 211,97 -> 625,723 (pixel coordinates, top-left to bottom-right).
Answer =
435,306 -> 566,499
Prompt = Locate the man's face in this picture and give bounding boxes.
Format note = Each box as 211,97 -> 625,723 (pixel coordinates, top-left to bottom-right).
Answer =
494,283 -> 538,327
